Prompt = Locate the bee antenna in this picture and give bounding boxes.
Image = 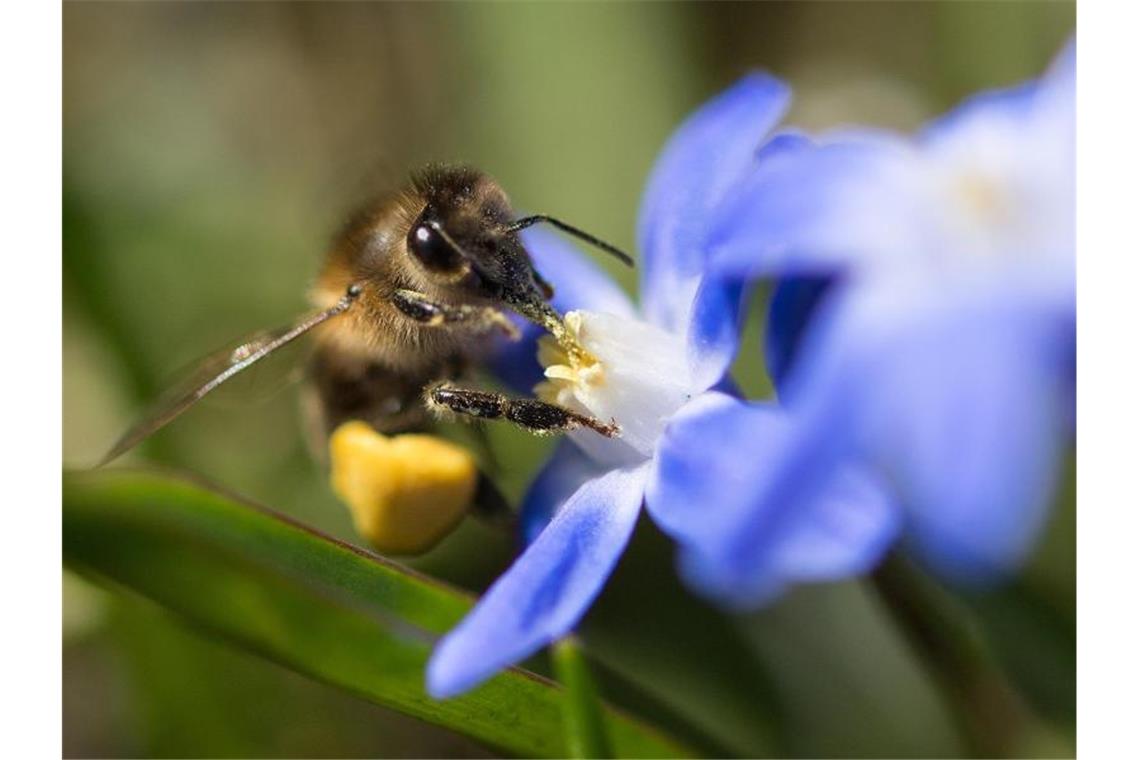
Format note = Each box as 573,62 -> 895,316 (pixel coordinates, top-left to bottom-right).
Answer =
505,215 -> 634,268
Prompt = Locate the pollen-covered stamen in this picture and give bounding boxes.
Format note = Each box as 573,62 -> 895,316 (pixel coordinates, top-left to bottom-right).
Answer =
543,312 -> 596,366
511,296 -> 595,364
536,310 -> 697,460
535,312 -> 604,406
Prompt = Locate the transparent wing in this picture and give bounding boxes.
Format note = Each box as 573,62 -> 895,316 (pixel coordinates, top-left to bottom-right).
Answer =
100,291 -> 360,466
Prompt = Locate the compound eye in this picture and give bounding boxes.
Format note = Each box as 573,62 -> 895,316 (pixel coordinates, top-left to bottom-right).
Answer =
407,222 -> 464,274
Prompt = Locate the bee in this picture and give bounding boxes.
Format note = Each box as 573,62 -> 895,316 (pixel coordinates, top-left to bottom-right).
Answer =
101,165 -> 629,551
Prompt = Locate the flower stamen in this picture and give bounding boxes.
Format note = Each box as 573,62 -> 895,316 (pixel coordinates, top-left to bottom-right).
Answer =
535,312 -> 604,406
535,310 -> 696,460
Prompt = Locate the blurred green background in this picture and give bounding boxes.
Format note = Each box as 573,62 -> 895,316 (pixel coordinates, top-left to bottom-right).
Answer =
63,2 -> 1075,757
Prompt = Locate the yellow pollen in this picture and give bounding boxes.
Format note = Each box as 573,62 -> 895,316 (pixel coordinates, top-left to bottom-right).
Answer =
954,172 -> 1012,228
535,312 -> 604,405
328,421 -> 477,555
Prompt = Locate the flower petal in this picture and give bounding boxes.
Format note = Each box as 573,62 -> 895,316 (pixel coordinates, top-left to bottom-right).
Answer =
784,280 -> 1074,585
763,466 -> 899,581
645,392 -> 764,546
491,226 -> 636,393
646,393 -> 899,608
699,40 -> 1075,590
711,41 -> 1075,283
764,275 -> 835,393
916,74 -> 1073,269
426,462 -> 649,698
518,440 -> 610,545
919,36 -> 1072,154
708,131 -> 922,279
1037,38 -> 1075,129
638,73 -> 790,333
679,463 -> 900,610
685,274 -> 749,392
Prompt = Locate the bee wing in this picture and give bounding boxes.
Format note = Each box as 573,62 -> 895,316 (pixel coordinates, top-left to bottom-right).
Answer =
100,293 -> 359,466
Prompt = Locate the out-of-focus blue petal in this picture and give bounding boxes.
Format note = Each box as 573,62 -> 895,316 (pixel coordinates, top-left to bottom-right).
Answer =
1040,37 -> 1075,120
638,73 -> 790,333
645,393 -> 759,546
919,81 -> 1038,145
708,132 -> 920,280
518,440 -> 610,546
692,39 -> 1075,594
764,275 -> 835,393
764,466 -> 898,580
920,36 -> 1071,153
712,40 -> 1074,283
783,280 -> 1074,585
679,462 -> 900,609
426,462 -> 649,698
491,226 -> 635,393
646,393 -> 900,608
915,49 -> 1072,268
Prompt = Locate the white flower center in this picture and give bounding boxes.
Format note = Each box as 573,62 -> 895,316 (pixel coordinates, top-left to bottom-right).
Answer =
929,162 -> 1033,263
950,171 -> 1014,230
536,311 -> 695,464
920,107 -> 1072,270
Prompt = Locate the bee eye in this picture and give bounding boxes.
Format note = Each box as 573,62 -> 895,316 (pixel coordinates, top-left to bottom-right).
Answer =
407,222 -> 464,273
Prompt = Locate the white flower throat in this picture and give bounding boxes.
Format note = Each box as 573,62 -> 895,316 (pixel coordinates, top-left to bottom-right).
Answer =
921,106 -> 1072,268
536,310 -> 696,463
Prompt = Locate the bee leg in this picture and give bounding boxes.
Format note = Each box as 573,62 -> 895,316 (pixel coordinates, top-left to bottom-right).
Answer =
426,383 -> 620,438
392,289 -> 519,339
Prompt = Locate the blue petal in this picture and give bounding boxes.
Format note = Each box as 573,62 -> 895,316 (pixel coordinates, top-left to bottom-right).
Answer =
1041,38 -> 1075,117
638,73 -> 790,333
645,393 -> 900,608
783,280 -> 1074,585
490,226 -> 635,393
679,462 -> 900,610
917,40 -> 1073,272
764,275 -> 836,393
708,132 -> 919,279
919,37 -> 1072,151
763,466 -> 899,580
711,41 -> 1073,284
518,440 -> 610,546
918,81 -> 1038,147
645,393 -> 759,546
426,462 -> 649,698
685,274 -> 749,392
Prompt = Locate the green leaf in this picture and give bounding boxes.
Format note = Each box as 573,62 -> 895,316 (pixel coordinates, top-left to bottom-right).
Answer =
63,469 -> 691,759
553,638 -> 612,758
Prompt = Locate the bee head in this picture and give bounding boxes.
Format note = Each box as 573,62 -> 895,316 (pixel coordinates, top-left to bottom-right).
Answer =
406,166 -> 559,331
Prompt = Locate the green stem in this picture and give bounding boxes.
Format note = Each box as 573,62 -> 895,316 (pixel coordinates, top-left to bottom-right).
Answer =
552,637 -> 612,759
870,551 -> 1030,757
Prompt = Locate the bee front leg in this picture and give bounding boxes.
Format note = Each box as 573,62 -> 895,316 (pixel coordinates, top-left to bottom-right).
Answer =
392,289 -> 519,339
426,383 -> 620,438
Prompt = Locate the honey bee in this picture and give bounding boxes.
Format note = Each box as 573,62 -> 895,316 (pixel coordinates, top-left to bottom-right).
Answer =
101,165 -> 628,548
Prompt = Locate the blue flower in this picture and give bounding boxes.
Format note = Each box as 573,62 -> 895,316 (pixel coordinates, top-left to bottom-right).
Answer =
682,42 -> 1076,600
426,72 -> 898,698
